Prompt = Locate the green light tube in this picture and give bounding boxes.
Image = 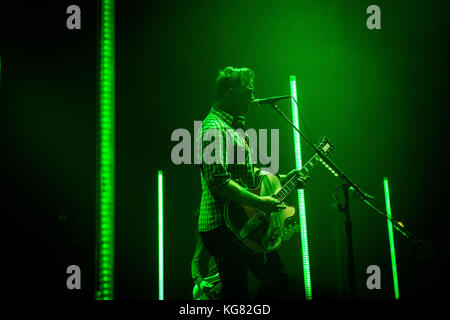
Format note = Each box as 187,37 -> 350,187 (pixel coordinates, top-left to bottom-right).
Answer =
383,177 -> 400,299
96,0 -> 115,300
290,75 -> 312,300
158,170 -> 164,300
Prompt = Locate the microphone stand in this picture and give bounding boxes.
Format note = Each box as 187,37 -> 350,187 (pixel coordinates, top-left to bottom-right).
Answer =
269,102 -> 432,299
332,182 -> 356,298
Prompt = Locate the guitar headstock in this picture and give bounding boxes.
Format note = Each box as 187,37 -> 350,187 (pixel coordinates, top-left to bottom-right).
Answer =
315,136 -> 339,177
316,136 -> 335,156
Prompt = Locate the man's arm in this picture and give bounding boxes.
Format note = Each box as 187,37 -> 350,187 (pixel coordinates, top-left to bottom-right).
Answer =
216,179 -> 286,212
191,238 -> 215,294
191,238 -> 208,287
200,127 -> 284,212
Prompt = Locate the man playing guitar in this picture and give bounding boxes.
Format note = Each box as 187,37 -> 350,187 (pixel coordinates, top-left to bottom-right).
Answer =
197,67 -> 309,299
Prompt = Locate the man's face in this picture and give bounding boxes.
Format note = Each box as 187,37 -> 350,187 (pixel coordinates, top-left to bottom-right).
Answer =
230,81 -> 255,114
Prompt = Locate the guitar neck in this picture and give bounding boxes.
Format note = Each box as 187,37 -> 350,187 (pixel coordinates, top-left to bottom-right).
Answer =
274,154 -> 321,202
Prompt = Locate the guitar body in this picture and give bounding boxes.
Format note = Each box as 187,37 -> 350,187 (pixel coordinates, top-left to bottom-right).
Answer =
224,174 -> 296,253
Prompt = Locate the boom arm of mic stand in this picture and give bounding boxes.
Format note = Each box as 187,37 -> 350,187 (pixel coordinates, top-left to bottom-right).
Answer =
269,103 -> 430,250
362,198 -> 433,251
270,103 -> 366,198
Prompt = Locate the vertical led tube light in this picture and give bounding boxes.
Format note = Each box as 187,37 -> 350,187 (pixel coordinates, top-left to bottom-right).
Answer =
96,0 -> 115,300
383,177 -> 400,299
158,170 -> 164,300
289,75 -> 312,300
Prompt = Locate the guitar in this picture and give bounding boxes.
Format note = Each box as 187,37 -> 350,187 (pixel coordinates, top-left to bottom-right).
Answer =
223,137 -> 335,252
192,273 -> 222,300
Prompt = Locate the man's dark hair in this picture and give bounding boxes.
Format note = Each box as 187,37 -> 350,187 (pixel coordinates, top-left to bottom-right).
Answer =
214,66 -> 254,102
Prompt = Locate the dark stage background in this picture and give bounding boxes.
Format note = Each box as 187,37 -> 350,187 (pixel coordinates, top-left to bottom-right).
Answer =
0,0 -> 449,300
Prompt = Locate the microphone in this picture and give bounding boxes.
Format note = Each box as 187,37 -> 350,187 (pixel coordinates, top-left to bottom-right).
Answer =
253,95 -> 291,106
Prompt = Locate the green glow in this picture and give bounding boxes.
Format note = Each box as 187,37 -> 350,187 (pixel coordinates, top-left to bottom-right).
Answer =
290,75 -> 312,300
383,177 -> 400,299
158,170 -> 164,300
96,0 -> 115,301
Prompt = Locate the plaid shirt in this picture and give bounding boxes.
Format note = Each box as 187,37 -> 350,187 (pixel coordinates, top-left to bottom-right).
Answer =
197,106 -> 256,232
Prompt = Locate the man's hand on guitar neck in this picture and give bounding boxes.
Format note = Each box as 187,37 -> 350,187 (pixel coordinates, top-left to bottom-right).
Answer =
279,169 -> 310,188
